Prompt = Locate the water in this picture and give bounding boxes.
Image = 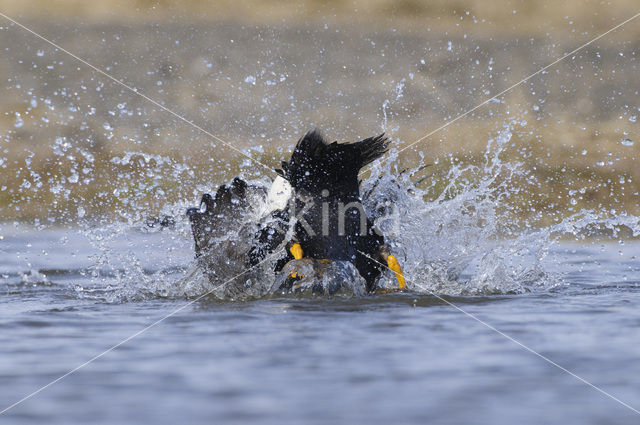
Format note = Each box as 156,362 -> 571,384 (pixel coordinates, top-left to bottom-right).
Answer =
1,223 -> 640,424
2,123 -> 640,424
2,14 -> 640,423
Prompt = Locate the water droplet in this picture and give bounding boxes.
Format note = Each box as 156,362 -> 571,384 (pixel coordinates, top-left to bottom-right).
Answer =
629,115 -> 637,123
14,113 -> 24,128
36,50 -> 44,57
581,149 -> 587,155
244,75 -> 256,85
77,206 -> 85,218
621,138 -> 634,147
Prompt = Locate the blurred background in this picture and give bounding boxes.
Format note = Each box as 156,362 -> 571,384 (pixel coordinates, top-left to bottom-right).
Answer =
0,0 -> 638,226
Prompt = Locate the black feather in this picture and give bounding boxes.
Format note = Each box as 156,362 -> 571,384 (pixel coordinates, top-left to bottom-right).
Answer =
276,130 -> 390,291
188,129 -> 393,293
283,129 -> 388,197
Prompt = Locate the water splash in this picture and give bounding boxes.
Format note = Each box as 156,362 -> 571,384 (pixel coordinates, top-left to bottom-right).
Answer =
12,118 -> 640,301
362,122 -> 640,296
362,123 -> 553,295
82,124 -> 487,299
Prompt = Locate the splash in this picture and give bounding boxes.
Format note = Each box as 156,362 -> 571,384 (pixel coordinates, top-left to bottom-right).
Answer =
362,123 -> 553,295
89,123 -> 529,300
363,122 -> 640,296
16,122 -> 640,302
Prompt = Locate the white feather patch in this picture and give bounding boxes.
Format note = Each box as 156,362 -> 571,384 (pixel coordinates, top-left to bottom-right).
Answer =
265,176 -> 292,213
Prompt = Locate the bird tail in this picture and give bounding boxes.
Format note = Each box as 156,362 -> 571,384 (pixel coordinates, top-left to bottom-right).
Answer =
277,129 -> 389,181
351,133 -> 389,170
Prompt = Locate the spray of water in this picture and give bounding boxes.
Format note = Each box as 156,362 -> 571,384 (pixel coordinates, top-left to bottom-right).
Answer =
6,103 -> 640,302
49,119 -> 636,302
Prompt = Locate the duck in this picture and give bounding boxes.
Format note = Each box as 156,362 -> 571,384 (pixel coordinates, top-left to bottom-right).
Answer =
187,129 -> 405,294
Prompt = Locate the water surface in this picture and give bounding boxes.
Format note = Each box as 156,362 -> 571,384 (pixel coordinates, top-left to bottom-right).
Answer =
1,225 -> 639,424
